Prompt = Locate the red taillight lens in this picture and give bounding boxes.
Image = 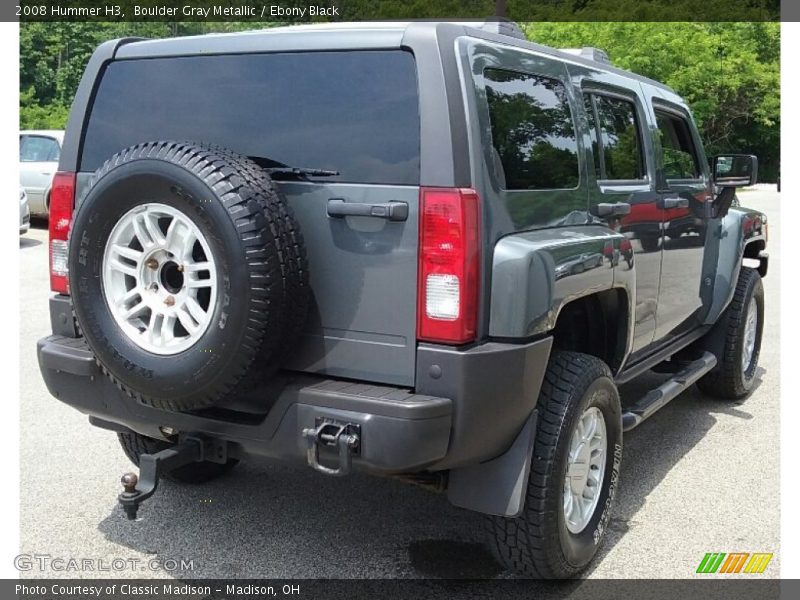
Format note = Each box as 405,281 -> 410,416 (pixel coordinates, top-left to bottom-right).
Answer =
49,172 -> 76,294
417,187 -> 480,344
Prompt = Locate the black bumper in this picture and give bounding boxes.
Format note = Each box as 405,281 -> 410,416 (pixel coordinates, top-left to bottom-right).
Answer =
38,330 -> 552,474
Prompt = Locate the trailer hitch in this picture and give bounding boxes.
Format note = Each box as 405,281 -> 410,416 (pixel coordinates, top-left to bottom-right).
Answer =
302,420 -> 360,477
118,435 -> 223,520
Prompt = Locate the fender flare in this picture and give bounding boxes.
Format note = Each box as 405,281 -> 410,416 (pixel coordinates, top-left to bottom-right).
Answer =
703,208 -> 767,326
489,225 -> 635,367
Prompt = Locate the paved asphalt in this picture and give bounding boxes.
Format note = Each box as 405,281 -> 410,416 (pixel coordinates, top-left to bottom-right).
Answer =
19,189 -> 780,580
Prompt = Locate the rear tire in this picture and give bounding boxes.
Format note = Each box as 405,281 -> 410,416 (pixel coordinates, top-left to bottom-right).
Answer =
69,141 -> 308,411
485,351 -> 623,578
118,432 -> 237,484
697,267 -> 764,399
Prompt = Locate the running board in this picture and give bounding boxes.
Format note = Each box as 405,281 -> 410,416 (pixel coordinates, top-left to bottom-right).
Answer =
621,352 -> 717,432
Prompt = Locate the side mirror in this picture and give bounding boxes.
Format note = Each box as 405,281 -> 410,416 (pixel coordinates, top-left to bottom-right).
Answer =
712,154 -> 758,188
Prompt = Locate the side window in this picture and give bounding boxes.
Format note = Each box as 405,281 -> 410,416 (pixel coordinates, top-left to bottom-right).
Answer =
484,68 -> 579,190
655,110 -> 701,179
20,135 -> 60,162
585,93 -> 645,181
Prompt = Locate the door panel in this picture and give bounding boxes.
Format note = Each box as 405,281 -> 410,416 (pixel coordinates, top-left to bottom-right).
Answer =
648,98 -> 712,342
20,162 -> 56,213
569,69 -> 662,353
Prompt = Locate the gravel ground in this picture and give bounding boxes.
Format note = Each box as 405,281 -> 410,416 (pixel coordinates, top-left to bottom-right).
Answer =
19,189 -> 780,580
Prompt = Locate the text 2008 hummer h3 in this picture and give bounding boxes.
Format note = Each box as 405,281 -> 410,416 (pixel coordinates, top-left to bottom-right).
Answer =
37,21 -> 768,578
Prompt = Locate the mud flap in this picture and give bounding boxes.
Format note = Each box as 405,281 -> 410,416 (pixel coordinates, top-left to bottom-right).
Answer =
446,410 -> 537,517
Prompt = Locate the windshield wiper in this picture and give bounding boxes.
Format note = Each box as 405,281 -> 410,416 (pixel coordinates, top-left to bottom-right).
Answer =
266,166 -> 340,177
248,156 -> 340,180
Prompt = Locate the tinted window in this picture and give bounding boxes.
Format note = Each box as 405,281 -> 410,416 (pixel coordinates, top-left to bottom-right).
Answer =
484,69 -> 579,190
656,110 -> 701,179
20,135 -> 60,162
586,94 -> 645,180
82,51 -> 420,185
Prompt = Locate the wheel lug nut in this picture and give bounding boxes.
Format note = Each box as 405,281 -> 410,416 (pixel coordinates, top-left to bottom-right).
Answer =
146,258 -> 159,270
177,264 -> 184,272
164,296 -> 175,307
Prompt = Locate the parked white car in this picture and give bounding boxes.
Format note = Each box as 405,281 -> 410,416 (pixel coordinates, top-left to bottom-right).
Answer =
19,130 -> 64,217
19,186 -> 30,235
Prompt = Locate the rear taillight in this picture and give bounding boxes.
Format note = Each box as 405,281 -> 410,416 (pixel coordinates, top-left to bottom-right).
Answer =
49,172 -> 76,294
417,187 -> 480,344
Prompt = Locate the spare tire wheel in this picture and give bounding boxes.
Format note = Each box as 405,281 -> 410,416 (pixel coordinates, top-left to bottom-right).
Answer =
69,141 -> 308,411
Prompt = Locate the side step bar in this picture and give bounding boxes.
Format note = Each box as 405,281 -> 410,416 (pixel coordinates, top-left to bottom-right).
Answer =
622,352 -> 717,432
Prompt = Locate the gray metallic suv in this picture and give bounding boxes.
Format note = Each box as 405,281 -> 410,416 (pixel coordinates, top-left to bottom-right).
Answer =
37,21 -> 767,578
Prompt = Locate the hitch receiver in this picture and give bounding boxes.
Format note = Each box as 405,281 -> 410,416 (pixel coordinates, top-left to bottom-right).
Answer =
118,435 -> 226,520
302,420 -> 360,477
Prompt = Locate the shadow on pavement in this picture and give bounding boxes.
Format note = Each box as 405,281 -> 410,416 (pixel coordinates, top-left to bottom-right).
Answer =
19,236 -> 42,249
584,368 -> 762,576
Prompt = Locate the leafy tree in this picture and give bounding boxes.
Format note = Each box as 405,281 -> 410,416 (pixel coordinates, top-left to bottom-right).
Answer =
524,22 -> 780,180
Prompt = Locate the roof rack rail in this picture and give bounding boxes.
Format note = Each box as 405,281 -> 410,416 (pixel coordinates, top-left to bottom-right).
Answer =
474,19 -> 527,40
561,47 -> 612,65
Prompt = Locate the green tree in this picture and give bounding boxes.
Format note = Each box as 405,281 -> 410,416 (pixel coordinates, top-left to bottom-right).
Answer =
523,22 -> 780,180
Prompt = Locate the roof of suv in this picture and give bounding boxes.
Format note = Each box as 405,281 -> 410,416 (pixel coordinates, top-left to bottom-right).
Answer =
113,21 -> 677,96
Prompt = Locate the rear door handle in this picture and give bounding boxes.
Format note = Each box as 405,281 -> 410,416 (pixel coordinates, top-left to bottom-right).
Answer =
660,196 -> 689,209
327,198 -> 408,222
592,202 -> 631,218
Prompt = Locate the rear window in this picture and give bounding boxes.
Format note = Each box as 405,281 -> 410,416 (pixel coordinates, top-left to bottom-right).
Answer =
82,51 -> 420,185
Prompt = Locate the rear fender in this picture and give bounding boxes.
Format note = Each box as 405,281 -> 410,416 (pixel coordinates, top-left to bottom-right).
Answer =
489,226 -> 635,362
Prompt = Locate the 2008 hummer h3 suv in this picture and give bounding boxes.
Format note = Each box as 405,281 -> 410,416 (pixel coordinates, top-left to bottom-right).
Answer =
37,21 -> 768,578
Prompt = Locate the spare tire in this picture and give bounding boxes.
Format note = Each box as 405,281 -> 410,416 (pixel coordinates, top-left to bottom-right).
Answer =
68,141 -> 308,411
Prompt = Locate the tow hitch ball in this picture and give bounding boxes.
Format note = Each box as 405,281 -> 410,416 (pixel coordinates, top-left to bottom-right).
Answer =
302,420 -> 360,477
118,435 -> 226,520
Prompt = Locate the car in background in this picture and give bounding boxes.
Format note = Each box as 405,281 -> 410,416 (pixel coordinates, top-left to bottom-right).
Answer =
19,130 -> 64,218
19,186 -> 30,235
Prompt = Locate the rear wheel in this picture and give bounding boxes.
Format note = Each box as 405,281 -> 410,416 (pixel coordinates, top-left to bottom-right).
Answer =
697,267 -> 764,399
486,351 -> 623,578
117,431 -> 237,484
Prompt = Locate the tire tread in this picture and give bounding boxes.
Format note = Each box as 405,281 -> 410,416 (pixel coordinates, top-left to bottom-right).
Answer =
485,351 -> 615,578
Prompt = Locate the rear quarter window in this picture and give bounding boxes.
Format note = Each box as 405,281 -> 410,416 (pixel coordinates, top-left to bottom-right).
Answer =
484,68 -> 580,191
82,51 -> 420,185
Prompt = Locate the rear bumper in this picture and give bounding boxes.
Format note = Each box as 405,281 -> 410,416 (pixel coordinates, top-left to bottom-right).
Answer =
38,321 -> 552,474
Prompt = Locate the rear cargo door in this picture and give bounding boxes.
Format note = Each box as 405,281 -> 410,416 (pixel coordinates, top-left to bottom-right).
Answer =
80,50 -> 422,386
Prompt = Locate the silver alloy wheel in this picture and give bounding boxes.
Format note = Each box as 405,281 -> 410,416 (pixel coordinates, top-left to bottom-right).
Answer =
102,203 -> 217,355
563,406 -> 607,534
742,297 -> 758,373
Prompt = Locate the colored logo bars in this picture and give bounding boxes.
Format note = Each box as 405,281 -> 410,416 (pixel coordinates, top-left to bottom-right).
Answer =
696,552 -> 773,574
